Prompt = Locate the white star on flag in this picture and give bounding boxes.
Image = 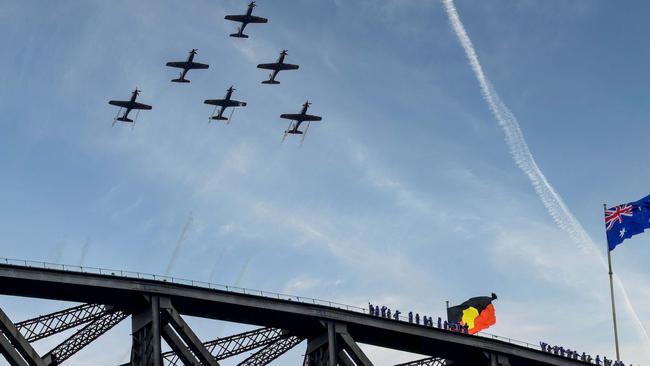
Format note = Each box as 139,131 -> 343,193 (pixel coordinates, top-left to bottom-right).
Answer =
620,228 -> 626,238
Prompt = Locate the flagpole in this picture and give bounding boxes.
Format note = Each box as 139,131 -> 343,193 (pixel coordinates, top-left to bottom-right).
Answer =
445,301 -> 450,324
605,203 -> 621,361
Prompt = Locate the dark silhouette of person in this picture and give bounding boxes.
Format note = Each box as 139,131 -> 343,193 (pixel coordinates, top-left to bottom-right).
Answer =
408,311 -> 413,323
415,313 -> 420,324
437,317 -> 442,328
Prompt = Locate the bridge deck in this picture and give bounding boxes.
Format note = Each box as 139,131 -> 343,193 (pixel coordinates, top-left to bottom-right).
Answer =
0,262 -> 587,366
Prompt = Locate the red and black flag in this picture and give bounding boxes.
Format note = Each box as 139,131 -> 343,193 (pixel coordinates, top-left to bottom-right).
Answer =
447,293 -> 497,335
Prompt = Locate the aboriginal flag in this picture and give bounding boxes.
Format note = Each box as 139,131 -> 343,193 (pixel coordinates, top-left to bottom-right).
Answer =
447,293 -> 497,335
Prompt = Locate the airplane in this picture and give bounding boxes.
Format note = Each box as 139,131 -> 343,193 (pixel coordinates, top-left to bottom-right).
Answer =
165,49 -> 209,83
280,101 -> 322,143
257,50 -> 299,85
204,86 -> 247,123
108,88 -> 152,127
224,1 -> 268,39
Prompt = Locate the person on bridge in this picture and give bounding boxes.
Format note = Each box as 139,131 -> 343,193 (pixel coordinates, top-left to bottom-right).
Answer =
443,320 -> 448,330
463,324 -> 469,333
595,355 -> 601,365
539,342 -> 547,352
438,317 -> 442,328
393,310 -> 401,320
387,309 -> 391,319
381,306 -> 387,317
408,311 -> 413,323
415,313 -> 420,324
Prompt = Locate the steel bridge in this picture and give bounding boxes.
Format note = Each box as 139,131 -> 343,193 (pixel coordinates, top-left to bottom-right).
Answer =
0,260 -> 589,366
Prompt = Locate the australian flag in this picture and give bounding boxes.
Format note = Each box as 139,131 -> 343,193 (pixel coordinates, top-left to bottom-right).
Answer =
606,194 -> 650,251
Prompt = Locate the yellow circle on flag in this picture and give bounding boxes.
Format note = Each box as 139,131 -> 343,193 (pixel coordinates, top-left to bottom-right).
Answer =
461,306 -> 480,329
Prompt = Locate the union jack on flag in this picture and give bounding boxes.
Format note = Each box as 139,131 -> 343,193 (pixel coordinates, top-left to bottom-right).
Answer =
605,204 -> 634,230
605,194 -> 650,251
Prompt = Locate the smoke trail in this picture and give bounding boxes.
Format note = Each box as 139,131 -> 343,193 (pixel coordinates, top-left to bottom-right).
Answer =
234,256 -> 253,286
165,213 -> 194,276
442,0 -> 650,351
208,247 -> 228,283
78,238 -> 90,266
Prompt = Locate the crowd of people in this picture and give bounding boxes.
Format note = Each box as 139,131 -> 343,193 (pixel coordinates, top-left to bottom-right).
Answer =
539,342 -> 635,366
368,303 -> 637,365
368,303 -> 469,334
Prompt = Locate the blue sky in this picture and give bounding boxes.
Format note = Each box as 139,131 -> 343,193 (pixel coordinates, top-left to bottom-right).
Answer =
2,0 -> 650,364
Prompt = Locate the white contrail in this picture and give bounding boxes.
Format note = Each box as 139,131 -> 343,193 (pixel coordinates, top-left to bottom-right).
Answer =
442,0 -> 650,352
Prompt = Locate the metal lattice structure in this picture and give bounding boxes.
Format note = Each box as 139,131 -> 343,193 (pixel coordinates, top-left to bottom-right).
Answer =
15,304 -> 110,342
395,357 -> 447,366
0,261 -> 592,366
238,336 -> 303,366
43,310 -> 128,365
163,327 -> 288,366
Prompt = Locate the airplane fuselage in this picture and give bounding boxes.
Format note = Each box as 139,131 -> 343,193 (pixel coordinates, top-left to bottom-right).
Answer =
225,88 -> 234,101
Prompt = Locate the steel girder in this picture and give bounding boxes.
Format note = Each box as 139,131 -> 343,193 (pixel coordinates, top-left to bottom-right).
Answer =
131,296 -> 163,366
0,307 -> 45,366
42,310 -> 127,365
236,336 -> 303,366
15,304 -> 110,342
159,304 -> 217,366
161,324 -> 204,366
163,327 -> 287,366
394,358 -> 447,366
304,322 -> 374,366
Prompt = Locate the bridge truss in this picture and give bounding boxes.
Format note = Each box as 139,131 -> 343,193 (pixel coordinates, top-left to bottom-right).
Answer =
0,262 -> 587,366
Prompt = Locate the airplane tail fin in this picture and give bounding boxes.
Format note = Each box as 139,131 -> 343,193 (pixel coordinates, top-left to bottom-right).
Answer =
230,33 -> 249,38
117,117 -> 134,123
262,80 -> 280,85
172,78 -> 190,83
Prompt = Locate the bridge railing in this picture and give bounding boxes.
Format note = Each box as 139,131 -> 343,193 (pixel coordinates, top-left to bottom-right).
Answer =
0,257 -> 367,312
0,257 -> 539,351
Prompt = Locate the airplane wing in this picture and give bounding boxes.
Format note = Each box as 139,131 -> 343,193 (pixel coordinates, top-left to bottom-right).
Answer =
225,15 -> 248,23
277,63 -> 299,71
188,62 -> 209,70
257,63 -> 280,71
109,100 -> 131,109
280,114 -> 322,122
166,61 -> 188,69
204,100 -> 247,107
204,99 -> 228,107
247,15 -> 268,24
257,63 -> 299,71
109,101 -> 152,110
301,114 -> 322,122
131,102 -> 152,110
228,100 -> 247,107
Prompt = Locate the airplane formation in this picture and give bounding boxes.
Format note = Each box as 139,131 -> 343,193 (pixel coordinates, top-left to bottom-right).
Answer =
108,1 -> 322,143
